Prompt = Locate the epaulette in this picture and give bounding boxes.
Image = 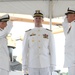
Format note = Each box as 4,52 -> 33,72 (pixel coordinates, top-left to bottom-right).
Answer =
46,29 -> 52,32
25,29 -> 31,32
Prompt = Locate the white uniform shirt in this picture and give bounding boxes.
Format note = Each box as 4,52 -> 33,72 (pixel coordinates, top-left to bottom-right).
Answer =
0,21 -> 13,71
22,27 -> 56,70
62,18 -> 75,67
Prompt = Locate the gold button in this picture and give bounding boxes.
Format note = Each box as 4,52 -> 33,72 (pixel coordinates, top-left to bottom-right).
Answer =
38,34 -> 40,36
32,40 -> 34,42
38,40 -> 40,42
38,30 -> 40,31
39,47 -> 40,48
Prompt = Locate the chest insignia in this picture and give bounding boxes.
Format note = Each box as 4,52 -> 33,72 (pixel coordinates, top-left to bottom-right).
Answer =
43,34 -> 48,38
30,33 -> 36,36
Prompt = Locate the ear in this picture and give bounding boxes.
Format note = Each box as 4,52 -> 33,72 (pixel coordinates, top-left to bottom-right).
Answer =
0,22 -> 3,24
74,14 -> 75,20
74,14 -> 75,17
42,19 -> 44,22
33,20 -> 34,22
66,15 -> 68,18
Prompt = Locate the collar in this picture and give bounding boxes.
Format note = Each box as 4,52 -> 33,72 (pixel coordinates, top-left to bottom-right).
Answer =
0,28 -> 3,31
35,27 -> 43,29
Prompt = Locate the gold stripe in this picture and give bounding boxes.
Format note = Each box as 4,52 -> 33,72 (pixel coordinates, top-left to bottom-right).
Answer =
68,11 -> 75,13
34,14 -> 43,16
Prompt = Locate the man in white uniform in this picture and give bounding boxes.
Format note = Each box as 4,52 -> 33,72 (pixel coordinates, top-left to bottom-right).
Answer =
0,14 -> 13,75
22,10 -> 56,75
62,8 -> 75,75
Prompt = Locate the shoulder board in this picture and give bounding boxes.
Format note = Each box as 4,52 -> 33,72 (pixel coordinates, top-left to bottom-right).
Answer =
46,29 -> 52,32
25,29 -> 32,32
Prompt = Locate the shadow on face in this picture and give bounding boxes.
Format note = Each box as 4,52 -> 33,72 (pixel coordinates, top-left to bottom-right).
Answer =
33,17 -> 44,27
0,22 -> 7,29
67,14 -> 75,23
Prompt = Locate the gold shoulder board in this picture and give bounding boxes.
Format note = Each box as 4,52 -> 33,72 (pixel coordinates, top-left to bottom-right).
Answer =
46,29 -> 52,32
25,29 -> 31,32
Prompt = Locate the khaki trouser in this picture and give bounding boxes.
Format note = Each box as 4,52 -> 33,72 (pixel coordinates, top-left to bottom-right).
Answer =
0,69 -> 9,75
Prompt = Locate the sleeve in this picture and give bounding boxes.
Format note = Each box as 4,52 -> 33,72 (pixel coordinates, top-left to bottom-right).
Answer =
62,17 -> 69,36
0,20 -> 13,38
22,32 -> 29,73
48,32 -> 56,71
71,21 -> 75,44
